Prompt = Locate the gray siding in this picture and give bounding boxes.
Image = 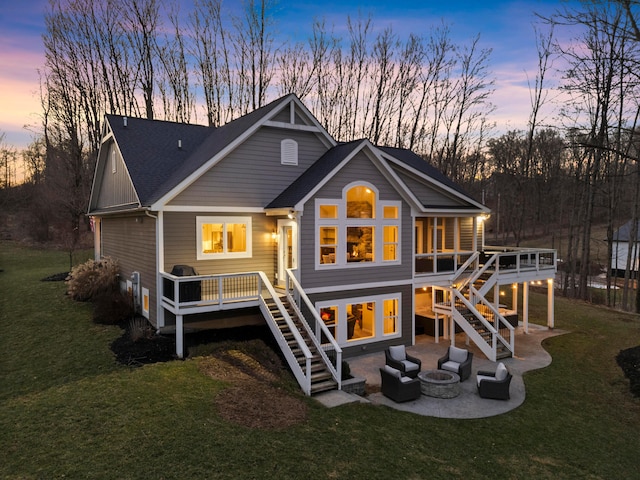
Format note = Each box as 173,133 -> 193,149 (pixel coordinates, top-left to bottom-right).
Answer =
168,127 -> 328,207
460,217 -> 475,250
396,170 -> 468,208
309,284 -> 414,358
96,142 -> 138,208
101,215 -> 157,325
163,211 -> 276,279
299,151 -> 414,290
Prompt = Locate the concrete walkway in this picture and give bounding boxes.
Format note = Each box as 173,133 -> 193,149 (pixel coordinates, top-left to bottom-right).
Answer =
316,323 -> 566,418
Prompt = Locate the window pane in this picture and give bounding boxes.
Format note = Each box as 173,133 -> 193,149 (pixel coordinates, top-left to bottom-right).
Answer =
383,226 -> 397,261
383,299 -> 398,334
383,205 -> 398,219
347,226 -> 374,261
227,223 -> 247,253
202,223 -> 223,253
320,226 -> 337,264
320,306 -> 338,342
347,302 -> 374,340
346,186 -> 375,218
319,205 -> 338,219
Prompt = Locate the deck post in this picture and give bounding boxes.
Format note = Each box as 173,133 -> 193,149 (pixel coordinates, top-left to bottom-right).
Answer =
522,282 -> 529,334
547,278 -> 555,329
176,314 -> 184,358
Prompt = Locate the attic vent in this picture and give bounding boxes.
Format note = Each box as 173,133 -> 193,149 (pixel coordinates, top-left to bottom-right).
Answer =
281,139 -> 298,166
178,139 -> 182,149
123,117 -> 128,127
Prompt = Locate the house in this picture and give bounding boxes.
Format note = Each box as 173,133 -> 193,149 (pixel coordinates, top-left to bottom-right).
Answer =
611,220 -> 640,276
88,94 -> 557,395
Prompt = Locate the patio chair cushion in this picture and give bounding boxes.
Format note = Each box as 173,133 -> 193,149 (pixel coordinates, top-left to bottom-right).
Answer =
441,361 -> 460,372
449,346 -> 468,363
400,375 -> 414,383
400,360 -> 420,372
388,345 -> 406,362
476,374 -> 495,387
495,362 -> 508,381
383,365 -> 402,378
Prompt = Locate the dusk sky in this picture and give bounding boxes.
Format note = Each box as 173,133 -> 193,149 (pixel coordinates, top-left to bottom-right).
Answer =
0,0 -> 577,149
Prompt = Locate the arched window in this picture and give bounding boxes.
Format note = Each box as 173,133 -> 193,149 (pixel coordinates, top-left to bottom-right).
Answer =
346,185 -> 375,218
316,183 -> 400,267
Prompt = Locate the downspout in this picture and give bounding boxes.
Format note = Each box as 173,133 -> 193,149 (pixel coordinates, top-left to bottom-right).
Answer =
143,210 -> 163,331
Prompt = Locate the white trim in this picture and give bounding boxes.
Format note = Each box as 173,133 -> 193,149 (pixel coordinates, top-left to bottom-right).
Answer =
196,215 -> 253,260
305,279 -> 411,294
156,211 -> 165,328
163,205 -> 264,213
264,120 -> 322,132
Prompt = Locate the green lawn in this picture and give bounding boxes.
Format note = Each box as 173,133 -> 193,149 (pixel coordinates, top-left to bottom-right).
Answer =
1,242 -> 640,479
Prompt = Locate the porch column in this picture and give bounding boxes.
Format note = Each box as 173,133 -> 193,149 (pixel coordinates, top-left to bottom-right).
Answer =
522,282 -> 529,334
512,283 -> 518,312
176,314 -> 184,358
434,313 -> 440,343
547,278 -> 555,329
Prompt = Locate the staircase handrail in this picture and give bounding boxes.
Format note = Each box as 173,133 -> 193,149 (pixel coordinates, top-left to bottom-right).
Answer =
450,251 -> 480,290
469,285 -> 515,356
284,269 -> 342,388
257,272 -> 314,395
450,288 -> 500,361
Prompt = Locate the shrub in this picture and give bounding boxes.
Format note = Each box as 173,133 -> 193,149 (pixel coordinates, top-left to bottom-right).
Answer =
93,290 -> 134,325
341,360 -> 351,380
128,316 -> 155,342
67,257 -> 119,302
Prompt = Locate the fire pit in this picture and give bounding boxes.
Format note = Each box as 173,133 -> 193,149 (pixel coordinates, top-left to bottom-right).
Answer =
418,369 -> 461,398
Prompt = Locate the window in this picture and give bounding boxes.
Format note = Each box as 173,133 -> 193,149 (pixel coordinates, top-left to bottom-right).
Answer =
383,298 -> 398,335
281,139 -> 298,165
347,226 -> 374,261
317,293 -> 401,344
383,226 -> 398,261
319,226 -> 337,264
347,302 -> 375,340
347,185 -> 375,218
316,183 -> 400,267
142,287 -> 150,318
196,216 -> 252,260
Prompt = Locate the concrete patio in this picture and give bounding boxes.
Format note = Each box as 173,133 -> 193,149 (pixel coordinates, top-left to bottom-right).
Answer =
316,323 -> 566,418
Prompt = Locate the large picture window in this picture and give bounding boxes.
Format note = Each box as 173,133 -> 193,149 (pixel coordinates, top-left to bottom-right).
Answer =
317,294 -> 401,344
196,216 -> 252,260
316,183 -> 400,267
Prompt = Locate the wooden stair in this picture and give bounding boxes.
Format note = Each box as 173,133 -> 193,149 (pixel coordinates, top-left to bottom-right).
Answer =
265,298 -> 338,395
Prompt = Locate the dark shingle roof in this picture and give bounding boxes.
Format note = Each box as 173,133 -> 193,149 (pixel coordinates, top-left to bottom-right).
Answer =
267,141 -> 480,210
109,94 -> 296,206
106,115 -> 212,205
378,146 -> 474,199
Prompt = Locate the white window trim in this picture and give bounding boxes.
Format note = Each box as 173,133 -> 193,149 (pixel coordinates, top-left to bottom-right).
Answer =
196,216 -> 252,260
315,184 -> 401,268
316,292 -> 402,345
